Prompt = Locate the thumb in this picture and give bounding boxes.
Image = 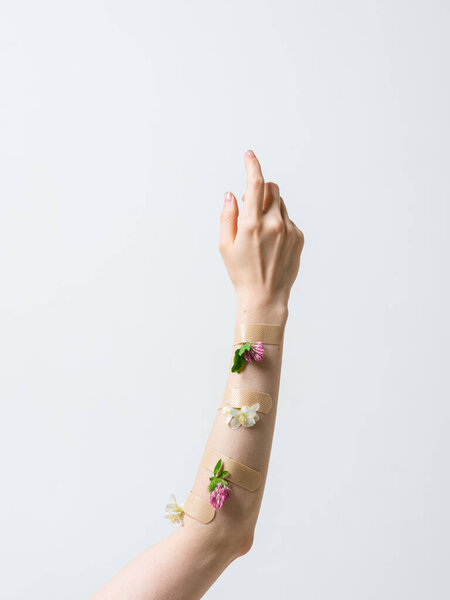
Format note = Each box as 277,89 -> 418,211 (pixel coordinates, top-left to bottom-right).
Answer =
219,191 -> 239,250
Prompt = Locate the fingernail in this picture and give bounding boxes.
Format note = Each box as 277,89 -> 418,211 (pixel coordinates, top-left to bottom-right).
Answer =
224,191 -> 232,203
245,149 -> 255,158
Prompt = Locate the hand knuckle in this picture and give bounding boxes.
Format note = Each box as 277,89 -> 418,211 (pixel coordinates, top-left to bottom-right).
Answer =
266,182 -> 279,195
242,218 -> 261,233
268,218 -> 285,234
220,213 -> 233,224
276,221 -> 285,234
295,228 -> 305,246
250,177 -> 264,191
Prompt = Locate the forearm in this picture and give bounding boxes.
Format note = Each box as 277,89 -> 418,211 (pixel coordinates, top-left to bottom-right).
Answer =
184,298 -> 288,542
162,298 -> 289,595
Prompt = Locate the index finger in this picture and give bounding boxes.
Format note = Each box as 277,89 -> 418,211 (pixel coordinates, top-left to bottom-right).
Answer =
242,149 -> 264,218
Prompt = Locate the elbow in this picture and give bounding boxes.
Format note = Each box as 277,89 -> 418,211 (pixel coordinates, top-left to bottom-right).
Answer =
230,529 -> 255,560
237,532 -> 254,557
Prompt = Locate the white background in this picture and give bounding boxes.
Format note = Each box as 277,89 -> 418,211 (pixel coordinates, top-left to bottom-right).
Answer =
1,1 -> 449,598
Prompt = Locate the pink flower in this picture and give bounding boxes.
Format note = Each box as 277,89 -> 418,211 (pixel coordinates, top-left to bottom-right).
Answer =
243,341 -> 265,363
209,482 -> 232,510
250,341 -> 264,361
243,350 -> 253,362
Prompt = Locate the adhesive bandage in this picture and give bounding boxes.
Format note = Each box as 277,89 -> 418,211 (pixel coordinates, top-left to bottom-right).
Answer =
201,447 -> 262,492
183,491 -> 215,524
233,323 -> 284,346
219,388 -> 273,414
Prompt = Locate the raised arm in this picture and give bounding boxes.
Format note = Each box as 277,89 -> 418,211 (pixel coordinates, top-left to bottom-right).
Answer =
91,150 -> 304,600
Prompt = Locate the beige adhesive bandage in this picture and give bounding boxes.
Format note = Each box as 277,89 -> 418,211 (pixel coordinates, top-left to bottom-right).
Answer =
201,447 -> 262,492
233,323 -> 284,346
183,491 -> 215,524
219,388 -> 273,414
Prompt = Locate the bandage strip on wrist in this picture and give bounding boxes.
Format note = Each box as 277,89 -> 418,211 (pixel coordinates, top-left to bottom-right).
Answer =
233,323 -> 284,346
201,447 -> 262,492
219,388 -> 273,414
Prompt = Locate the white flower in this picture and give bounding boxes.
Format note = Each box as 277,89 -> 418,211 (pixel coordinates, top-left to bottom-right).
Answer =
229,403 -> 260,429
164,494 -> 184,525
222,401 -> 239,425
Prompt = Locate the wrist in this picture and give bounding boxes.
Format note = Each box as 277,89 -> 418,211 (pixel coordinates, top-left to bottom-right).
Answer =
235,296 -> 289,326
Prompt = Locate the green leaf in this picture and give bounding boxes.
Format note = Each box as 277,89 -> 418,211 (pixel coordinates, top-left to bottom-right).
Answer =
209,477 -> 223,492
231,349 -> 241,372
231,350 -> 247,373
238,356 -> 247,372
220,471 -> 229,478
213,459 -> 222,476
238,342 -> 251,356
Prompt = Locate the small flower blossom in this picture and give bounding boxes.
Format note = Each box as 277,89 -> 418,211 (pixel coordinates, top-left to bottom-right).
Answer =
164,494 -> 184,525
232,341 -> 265,373
222,401 -> 239,425
209,482 -> 232,510
243,341 -> 265,363
230,403 -> 260,429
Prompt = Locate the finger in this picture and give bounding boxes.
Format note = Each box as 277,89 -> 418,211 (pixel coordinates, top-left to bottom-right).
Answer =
219,191 -> 239,250
280,196 -> 294,229
263,182 -> 281,214
281,197 -> 305,247
280,195 -> 302,232
242,149 -> 264,218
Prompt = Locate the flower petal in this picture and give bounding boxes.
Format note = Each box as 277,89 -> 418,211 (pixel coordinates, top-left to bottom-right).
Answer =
230,416 -> 241,429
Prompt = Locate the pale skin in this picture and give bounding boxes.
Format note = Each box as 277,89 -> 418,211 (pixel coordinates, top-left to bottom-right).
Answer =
91,150 -> 304,600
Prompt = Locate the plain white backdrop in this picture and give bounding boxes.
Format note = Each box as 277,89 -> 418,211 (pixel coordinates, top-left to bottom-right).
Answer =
1,1 -> 449,598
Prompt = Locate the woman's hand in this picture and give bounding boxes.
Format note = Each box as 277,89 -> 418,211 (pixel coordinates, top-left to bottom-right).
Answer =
219,150 -> 304,322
